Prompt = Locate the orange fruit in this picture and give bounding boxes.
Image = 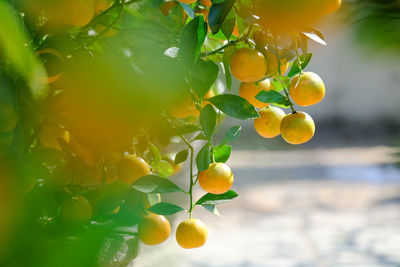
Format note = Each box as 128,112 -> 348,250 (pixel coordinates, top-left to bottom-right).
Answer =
39,125 -> 70,150
201,0 -> 212,7
239,79 -> 273,108
198,163 -> 233,194
60,195 -> 93,226
254,106 -> 286,138
280,111 -> 315,145
289,72 -> 325,107
139,214 -> 171,245
117,154 -> 150,185
176,219 -> 208,249
266,50 -> 289,77
230,48 -> 267,82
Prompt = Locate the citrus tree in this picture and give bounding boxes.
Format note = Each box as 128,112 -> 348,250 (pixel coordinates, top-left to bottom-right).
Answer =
0,0 -> 341,266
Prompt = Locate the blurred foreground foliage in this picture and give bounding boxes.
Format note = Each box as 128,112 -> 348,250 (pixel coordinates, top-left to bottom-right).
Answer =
0,0 -> 341,265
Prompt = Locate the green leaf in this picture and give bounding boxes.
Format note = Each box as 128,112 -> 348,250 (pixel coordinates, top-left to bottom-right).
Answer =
302,28 -> 327,46
288,53 -> 313,77
173,125 -> 201,135
153,160 -> 174,178
132,175 -> 184,193
148,142 -> 161,164
0,2 -> 47,101
221,8 -> 236,40
201,204 -> 221,216
222,46 -> 235,90
200,104 -> 217,140
178,2 -> 195,18
207,94 -> 259,120
213,144 -> 231,163
191,132 -> 208,141
256,90 -> 291,107
174,149 -> 189,165
97,181 -> 130,213
196,190 -> 238,205
221,126 -> 241,145
148,202 -> 185,215
189,59 -> 219,99
208,0 -> 236,34
196,143 -> 211,172
180,16 -> 207,67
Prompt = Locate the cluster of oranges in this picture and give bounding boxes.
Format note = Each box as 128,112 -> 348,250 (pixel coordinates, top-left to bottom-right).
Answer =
232,45 -> 324,145
138,162 -> 233,248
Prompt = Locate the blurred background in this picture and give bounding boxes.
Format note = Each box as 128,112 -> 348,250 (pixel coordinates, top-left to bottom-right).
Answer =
134,1 -> 400,266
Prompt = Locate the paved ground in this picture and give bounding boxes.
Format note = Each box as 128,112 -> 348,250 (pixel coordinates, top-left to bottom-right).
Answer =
132,146 -> 400,267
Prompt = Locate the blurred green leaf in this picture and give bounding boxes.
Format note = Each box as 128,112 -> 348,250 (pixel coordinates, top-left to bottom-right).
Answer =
288,53 -> 313,77
207,94 -> 259,120
148,142 -> 161,164
153,160 -> 174,178
180,16 -> 207,67
209,0 -> 236,34
189,59 -> 219,99
196,143 -> 211,172
173,125 -> 201,135
302,28 -> 327,46
221,8 -> 236,39
200,104 -> 217,140
178,2 -> 195,18
213,144 -> 231,163
222,46 -> 235,90
148,202 -> 185,215
201,204 -> 221,216
174,149 -> 189,165
0,2 -> 47,101
196,190 -> 238,205
221,126 -> 241,145
132,175 -> 184,193
256,90 -> 291,107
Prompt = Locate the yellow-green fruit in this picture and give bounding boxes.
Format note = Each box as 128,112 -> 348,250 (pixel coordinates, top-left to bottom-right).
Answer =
289,72 -> 325,107
0,99 -> 18,132
239,79 -> 273,109
254,107 -> 286,138
117,155 -> 150,185
139,214 -> 171,245
198,163 -> 233,194
280,112 -> 315,145
60,195 -> 93,226
176,219 -> 208,249
230,48 -> 267,82
39,126 -> 70,150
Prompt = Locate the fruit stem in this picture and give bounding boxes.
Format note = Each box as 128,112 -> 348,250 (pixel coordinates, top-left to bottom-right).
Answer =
180,135 -> 194,218
273,36 -> 296,114
201,38 -> 243,57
